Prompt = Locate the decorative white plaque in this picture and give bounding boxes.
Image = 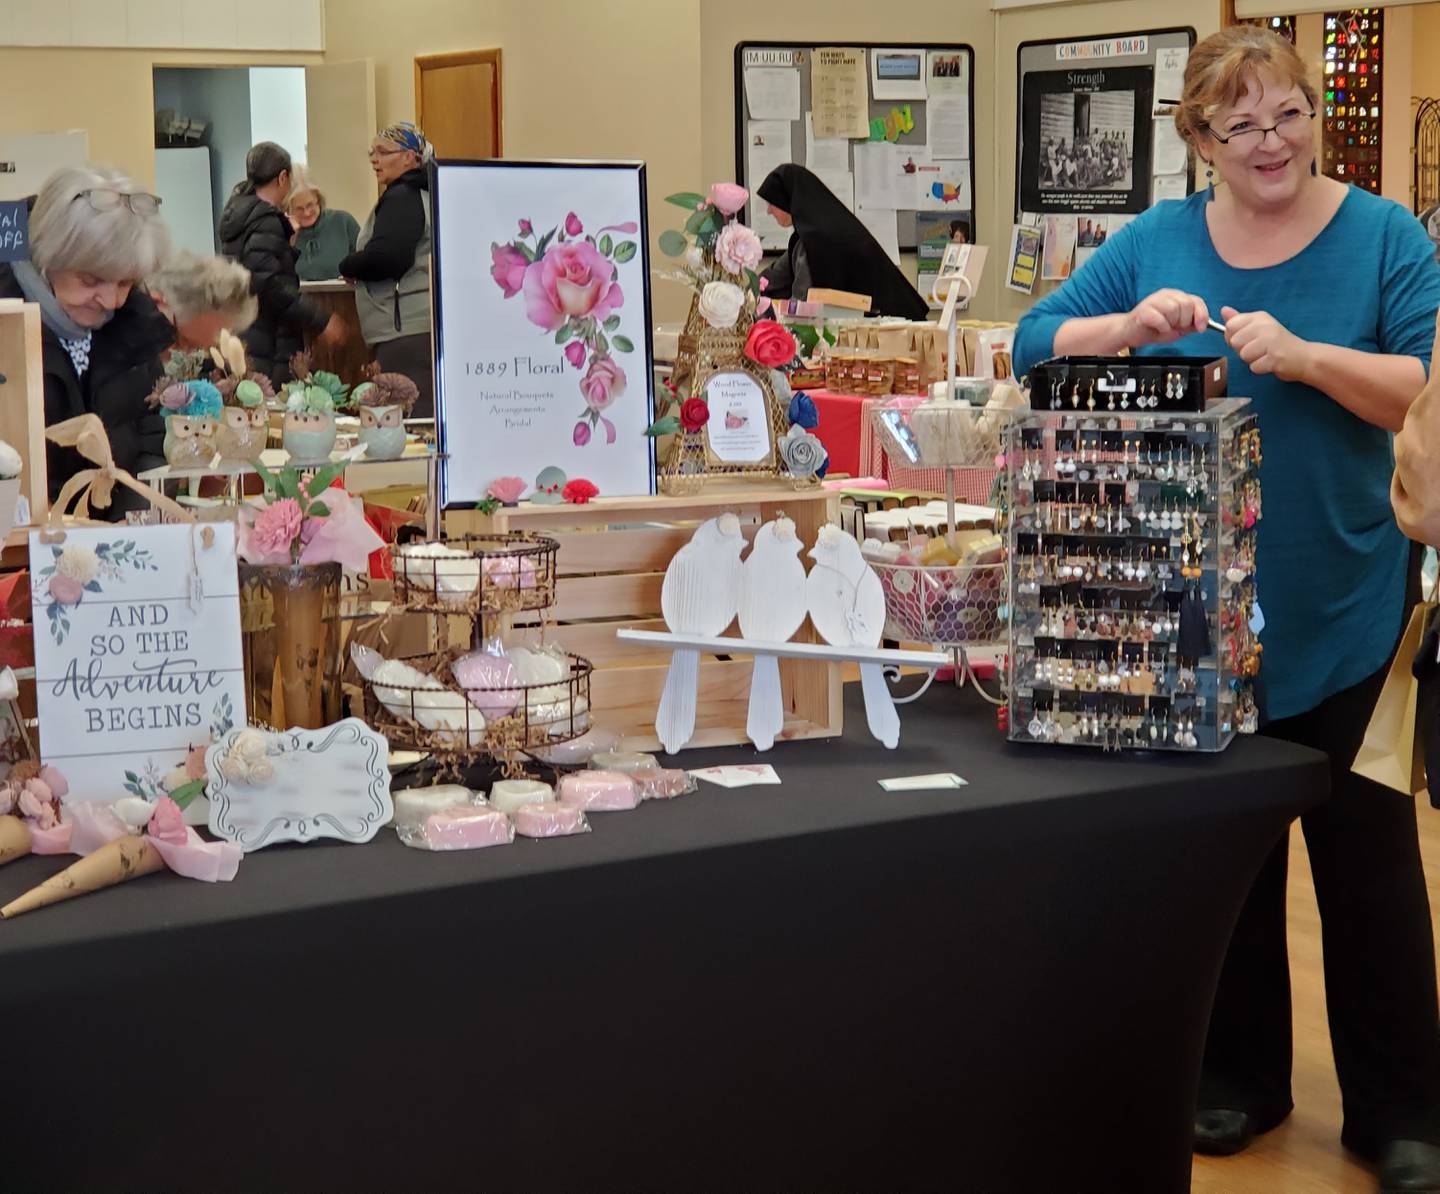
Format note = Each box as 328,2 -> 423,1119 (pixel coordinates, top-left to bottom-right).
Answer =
28,524 -> 246,800
206,719 -> 393,851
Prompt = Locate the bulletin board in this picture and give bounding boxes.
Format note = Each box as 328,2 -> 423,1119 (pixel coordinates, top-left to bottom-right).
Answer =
1014,27 -> 1196,283
733,42 -> 977,278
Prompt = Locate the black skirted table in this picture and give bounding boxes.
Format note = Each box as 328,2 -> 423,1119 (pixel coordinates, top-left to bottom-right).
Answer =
0,685 -> 1325,1193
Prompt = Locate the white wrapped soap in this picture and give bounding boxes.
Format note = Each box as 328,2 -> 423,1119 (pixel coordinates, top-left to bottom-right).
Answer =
392,785 -> 474,829
487,779 -> 553,815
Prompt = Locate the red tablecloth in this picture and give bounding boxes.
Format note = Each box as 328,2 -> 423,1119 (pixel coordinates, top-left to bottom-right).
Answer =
807,389 -> 997,501
809,389 -> 867,478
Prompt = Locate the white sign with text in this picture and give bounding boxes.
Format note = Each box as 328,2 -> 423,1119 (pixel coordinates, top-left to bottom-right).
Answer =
29,524 -> 246,801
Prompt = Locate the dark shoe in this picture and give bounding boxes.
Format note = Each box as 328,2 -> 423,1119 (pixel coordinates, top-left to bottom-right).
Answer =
1380,1140 -> 1440,1193
1193,1108 -> 1255,1156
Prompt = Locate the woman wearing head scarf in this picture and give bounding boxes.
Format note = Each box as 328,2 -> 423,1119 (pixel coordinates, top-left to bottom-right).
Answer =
219,141 -> 342,383
0,164 -> 173,506
338,122 -> 434,417
757,164 -> 928,319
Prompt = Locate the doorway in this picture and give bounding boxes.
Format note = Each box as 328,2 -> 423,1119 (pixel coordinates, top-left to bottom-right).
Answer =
415,50 -> 503,159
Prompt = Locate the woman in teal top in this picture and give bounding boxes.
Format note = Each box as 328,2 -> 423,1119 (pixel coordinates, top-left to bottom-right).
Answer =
1015,26 -> 1440,1187
287,179 -> 360,282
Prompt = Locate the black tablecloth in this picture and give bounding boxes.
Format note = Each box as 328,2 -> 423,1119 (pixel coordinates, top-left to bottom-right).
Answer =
0,684 -> 1325,1193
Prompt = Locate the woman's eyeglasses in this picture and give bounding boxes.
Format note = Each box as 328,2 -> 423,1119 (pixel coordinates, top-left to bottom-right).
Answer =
72,189 -> 162,215
1206,108 -> 1316,147
367,146 -> 407,160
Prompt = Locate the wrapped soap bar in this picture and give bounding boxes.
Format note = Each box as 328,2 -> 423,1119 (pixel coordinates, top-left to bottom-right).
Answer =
590,750 -> 658,775
398,542 -> 481,601
531,726 -> 619,766
487,779 -> 553,815
557,770 -> 640,812
514,801 -> 590,839
632,767 -> 695,801
400,805 -> 514,851
452,649 -> 521,719
391,785 -> 474,829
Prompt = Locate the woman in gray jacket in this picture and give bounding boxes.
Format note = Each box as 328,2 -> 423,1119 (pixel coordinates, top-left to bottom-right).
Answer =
339,122 -> 433,417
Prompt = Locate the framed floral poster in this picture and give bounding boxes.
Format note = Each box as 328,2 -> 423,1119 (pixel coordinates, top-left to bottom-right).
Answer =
431,159 -> 656,505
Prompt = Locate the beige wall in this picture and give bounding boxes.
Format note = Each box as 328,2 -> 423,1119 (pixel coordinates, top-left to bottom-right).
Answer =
1416,5 -> 1440,103
0,47 -> 318,190
325,0 -> 704,322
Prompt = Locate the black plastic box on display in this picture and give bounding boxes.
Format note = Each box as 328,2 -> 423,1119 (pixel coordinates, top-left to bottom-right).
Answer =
1028,355 -> 1228,414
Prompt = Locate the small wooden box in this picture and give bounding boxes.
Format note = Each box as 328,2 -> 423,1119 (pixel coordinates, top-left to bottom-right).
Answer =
447,481 -> 843,751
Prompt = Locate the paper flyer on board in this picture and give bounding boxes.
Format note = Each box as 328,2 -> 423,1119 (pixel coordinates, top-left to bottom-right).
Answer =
743,65 -> 802,121
811,46 -> 870,139
1006,223 -> 1043,294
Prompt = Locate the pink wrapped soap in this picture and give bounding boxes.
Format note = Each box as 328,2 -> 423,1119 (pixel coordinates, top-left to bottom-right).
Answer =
633,767 -> 694,801
452,651 -> 521,719
514,801 -> 590,839
401,805 -> 514,851
557,770 -> 639,812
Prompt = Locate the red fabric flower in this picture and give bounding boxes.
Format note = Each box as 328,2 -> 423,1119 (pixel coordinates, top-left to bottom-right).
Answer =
679,398 -> 711,432
744,321 -> 797,369
562,479 -> 599,504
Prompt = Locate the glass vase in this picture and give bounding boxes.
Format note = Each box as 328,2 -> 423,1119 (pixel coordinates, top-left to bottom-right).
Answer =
239,561 -> 342,730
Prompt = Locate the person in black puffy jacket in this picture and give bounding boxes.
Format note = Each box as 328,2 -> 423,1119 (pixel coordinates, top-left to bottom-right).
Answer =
218,142 -> 339,383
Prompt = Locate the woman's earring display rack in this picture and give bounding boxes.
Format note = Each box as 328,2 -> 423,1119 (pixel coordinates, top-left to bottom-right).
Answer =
1004,398 -> 1262,752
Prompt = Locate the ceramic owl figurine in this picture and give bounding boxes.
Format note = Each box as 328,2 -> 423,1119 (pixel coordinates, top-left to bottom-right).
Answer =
210,332 -> 274,464
150,356 -> 223,470
163,409 -> 220,469
352,365 -> 421,460
281,352 -> 350,464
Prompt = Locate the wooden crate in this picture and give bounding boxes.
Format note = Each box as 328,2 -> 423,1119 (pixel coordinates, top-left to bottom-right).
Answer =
0,299 -> 48,541
448,481 -> 843,751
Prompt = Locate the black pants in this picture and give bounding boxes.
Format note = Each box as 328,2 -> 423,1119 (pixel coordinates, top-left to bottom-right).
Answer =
1201,585 -> 1440,1154
374,333 -> 434,420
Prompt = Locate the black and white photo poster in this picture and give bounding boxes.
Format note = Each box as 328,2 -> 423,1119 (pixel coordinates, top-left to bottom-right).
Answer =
1020,66 -> 1154,215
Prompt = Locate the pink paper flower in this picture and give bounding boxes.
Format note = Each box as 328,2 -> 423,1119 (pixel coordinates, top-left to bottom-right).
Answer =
249,498 -> 303,559
580,355 -> 627,412
47,573 -> 84,606
563,479 -> 599,504
564,340 -> 587,370
708,183 -> 749,216
18,784 -> 56,829
490,243 -> 529,299
565,212 -> 583,237
486,476 -> 526,504
0,783 -> 14,815
715,223 -> 763,274
522,242 -> 623,331
146,795 -> 188,845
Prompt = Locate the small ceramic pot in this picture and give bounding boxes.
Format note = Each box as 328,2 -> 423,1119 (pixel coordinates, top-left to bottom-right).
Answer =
358,405 -> 407,460
216,406 -> 270,463
283,409 -> 337,463
164,414 -> 220,469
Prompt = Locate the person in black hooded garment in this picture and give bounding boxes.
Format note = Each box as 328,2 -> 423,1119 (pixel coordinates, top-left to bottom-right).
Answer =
756,164 -> 929,320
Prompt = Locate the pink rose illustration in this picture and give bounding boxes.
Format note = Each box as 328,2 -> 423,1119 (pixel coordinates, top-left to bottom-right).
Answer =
522,242 -> 623,331
490,243 -> 528,299
573,421 -> 591,446
47,574 -> 84,606
708,183 -> 749,216
518,218 -> 533,236
565,341 -> 587,370
580,355 -> 627,412
146,795 -> 188,845
565,212 -> 583,237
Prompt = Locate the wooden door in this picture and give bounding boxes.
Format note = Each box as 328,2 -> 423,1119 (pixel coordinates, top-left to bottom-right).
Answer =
304,59 -> 379,226
415,50 -> 503,159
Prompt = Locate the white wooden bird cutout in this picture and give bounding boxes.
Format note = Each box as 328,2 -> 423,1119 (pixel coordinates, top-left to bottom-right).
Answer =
656,514 -> 746,753
739,518 -> 808,750
807,524 -> 899,748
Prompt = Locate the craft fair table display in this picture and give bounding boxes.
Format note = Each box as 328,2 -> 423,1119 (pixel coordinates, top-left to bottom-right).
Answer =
0,683 -> 1327,1193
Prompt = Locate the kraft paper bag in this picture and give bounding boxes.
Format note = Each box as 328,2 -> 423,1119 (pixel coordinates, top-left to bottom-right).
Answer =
1353,602 -> 1430,796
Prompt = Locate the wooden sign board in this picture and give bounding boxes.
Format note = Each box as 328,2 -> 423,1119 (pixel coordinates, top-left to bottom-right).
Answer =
29,523 -> 246,799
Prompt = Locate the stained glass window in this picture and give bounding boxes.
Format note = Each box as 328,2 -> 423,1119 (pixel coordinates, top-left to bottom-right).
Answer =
1323,9 -> 1384,193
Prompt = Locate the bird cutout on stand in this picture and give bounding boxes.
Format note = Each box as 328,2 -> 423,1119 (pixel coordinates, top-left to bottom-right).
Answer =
739,518 -> 808,750
806,524 -> 900,748
656,514 -> 746,753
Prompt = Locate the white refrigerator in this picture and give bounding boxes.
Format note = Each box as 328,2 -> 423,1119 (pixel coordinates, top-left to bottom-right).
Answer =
155,146 -> 217,257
